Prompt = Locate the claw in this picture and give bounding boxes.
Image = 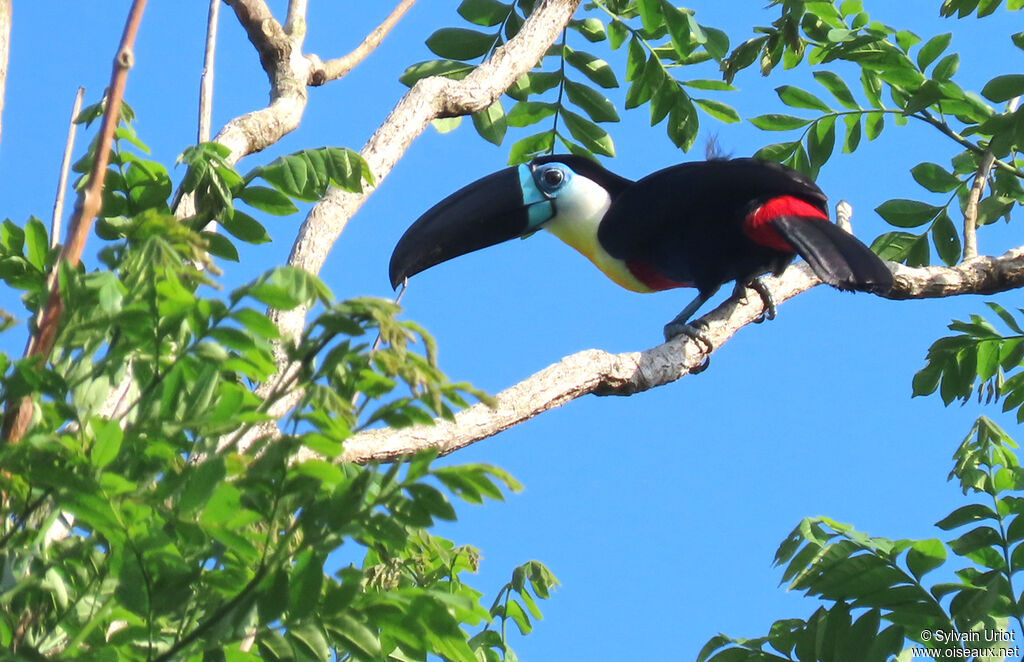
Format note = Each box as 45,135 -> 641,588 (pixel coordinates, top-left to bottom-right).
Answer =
747,277 -> 777,323
663,320 -> 713,372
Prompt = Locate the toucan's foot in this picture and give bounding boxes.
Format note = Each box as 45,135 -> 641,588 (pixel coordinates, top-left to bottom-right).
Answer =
663,321 -> 713,373
747,277 -> 777,323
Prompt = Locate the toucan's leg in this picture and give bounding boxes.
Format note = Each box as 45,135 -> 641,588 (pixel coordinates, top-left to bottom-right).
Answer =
747,277 -> 777,323
663,290 -> 715,373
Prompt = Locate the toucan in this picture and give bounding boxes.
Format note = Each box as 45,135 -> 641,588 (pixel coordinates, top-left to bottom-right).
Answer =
389,155 -> 892,342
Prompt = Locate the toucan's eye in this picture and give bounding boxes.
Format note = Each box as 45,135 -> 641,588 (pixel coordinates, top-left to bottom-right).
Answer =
543,169 -> 563,187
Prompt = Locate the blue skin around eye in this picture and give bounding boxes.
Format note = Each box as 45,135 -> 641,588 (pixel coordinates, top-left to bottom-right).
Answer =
519,163 -> 571,231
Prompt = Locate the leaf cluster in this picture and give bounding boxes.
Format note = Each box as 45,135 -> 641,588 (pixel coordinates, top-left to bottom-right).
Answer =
719,1 -> 1024,267
403,0 -> 739,161
702,414 -> 1024,659
0,106 -> 554,661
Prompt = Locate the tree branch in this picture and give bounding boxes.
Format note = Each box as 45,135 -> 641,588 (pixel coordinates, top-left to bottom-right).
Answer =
198,0 -> 220,144
334,247 -> 1024,464
224,0 -> 581,453
2,0 -> 147,443
316,0 -> 418,84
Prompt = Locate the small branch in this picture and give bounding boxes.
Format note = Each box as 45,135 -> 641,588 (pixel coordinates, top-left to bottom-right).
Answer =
51,87 -> 85,249
316,0 -> 417,85
198,0 -> 220,144
284,0 -> 307,39
0,0 -> 10,146
223,0 -> 288,79
963,151 -> 993,260
962,96 -> 1021,261
2,0 -> 147,443
333,247 -> 1024,464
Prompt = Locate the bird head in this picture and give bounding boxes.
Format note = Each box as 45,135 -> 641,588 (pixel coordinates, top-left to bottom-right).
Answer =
388,155 -> 632,288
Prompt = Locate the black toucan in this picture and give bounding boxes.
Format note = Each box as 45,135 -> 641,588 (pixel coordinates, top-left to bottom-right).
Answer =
389,155 -> 892,341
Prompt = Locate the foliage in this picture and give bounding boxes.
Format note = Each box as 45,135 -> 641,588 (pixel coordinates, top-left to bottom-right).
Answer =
0,111 -> 558,660
417,0 -> 1024,270
407,1 -> 1024,660
698,411 -> 1024,661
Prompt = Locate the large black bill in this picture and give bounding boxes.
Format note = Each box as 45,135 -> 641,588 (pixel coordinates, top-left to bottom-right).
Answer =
389,167 -> 530,288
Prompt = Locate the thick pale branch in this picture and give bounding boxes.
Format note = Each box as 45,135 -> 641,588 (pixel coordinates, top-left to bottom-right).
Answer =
317,0 -> 417,84
223,0 -> 288,80
230,0 -> 582,453
337,247 -> 1024,464
277,0 -> 581,340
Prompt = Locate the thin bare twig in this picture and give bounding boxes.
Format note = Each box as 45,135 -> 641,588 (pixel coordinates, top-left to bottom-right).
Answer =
51,87 -> 85,248
2,0 -> 148,443
317,0 -> 417,84
198,0 -> 220,143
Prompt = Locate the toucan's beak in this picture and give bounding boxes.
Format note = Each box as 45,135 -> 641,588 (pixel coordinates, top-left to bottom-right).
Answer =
389,166 -> 549,288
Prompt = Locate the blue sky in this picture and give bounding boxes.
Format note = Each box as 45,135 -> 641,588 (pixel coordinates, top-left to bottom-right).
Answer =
1,1 -> 1022,659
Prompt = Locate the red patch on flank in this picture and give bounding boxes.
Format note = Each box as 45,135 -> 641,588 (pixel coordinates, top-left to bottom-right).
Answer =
626,260 -> 692,291
744,196 -> 828,252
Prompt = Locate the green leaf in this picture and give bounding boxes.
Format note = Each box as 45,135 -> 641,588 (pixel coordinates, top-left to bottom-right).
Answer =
1013,31 -> 1024,51
507,101 -> 557,127
981,74 -> 1024,103
917,32 -> 952,70
331,613 -> 382,659
775,85 -> 832,112
842,113 -> 861,153
864,111 -> 884,140
570,17 -> 606,42
202,231 -> 240,262
807,116 -> 836,170
457,0 -> 510,27
24,217 -> 48,271
399,59 -> 476,86
259,155 -> 309,200
875,199 -> 943,228
564,80 -> 619,123
425,28 -> 496,60
564,47 -> 619,89
911,162 -> 961,193
507,131 -> 554,165
471,99 -> 507,145
749,114 -> 813,131
237,185 -> 299,216
935,503 -> 998,530
932,53 -> 960,81
931,211 -> 961,266
906,539 -> 946,581
89,418 -> 123,468
662,2 -> 693,57
222,210 -> 271,244
812,71 -> 859,109
608,20 -> 628,50
694,98 -> 740,123
636,0 -> 663,32
561,110 -> 614,156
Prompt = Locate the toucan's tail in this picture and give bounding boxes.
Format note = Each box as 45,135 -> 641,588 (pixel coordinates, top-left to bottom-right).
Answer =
771,216 -> 893,294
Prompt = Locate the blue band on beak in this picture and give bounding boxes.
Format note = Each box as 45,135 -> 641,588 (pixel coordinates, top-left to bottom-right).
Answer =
518,164 -> 554,231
